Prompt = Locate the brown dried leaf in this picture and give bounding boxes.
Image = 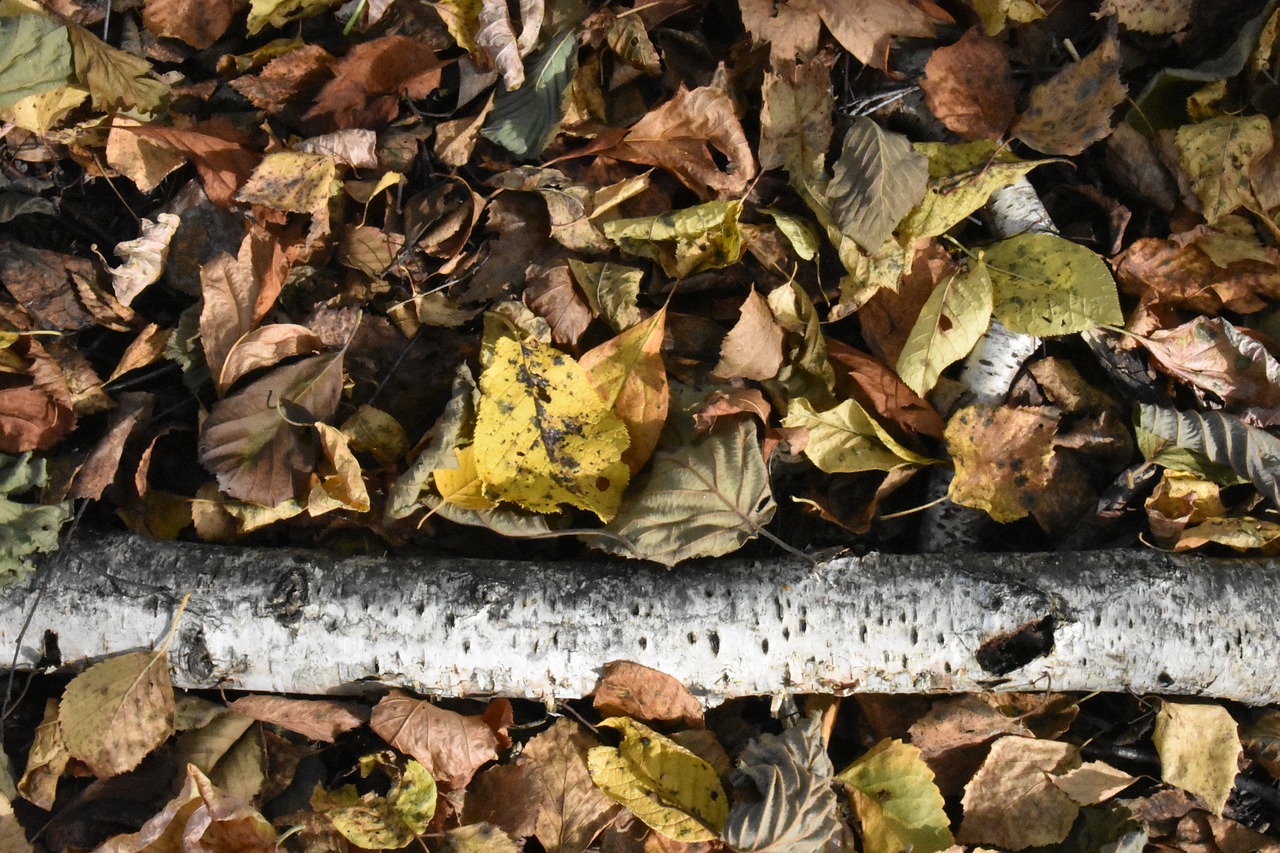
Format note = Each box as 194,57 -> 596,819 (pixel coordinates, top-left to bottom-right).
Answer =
817,0 -> 943,70
200,227 -> 290,387
1114,236 -> 1280,315
907,695 -> 1031,797
691,388 -> 772,435
580,307 -> 669,474
524,259 -> 593,348
828,339 -> 944,442
713,288 -> 785,382
593,661 -> 704,729
121,121 -> 260,208
525,718 -> 619,853
303,35 -> 441,132
143,0 -> 234,48
958,736 -> 1081,850
478,0 -> 523,90
759,58 -> 833,187
921,28 -> 1016,141
218,324 -> 323,395
370,690 -> 497,790
17,699 -> 68,811
1013,35 -> 1126,156
0,336 -> 76,453
67,391 -> 152,501
229,44 -> 334,116
228,695 -> 369,743
739,0 -> 822,63
0,238 -> 101,331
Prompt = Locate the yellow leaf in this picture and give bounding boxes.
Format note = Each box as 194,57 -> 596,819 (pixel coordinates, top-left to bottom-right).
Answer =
970,0 -> 1045,35
236,150 -> 340,217
985,233 -> 1123,336
247,0 -> 342,34
321,758 -> 437,849
587,717 -> 727,842
308,422 -> 370,516
604,201 -> 744,279
1175,115 -> 1273,224
0,84 -> 87,134
945,404 -> 1059,523
580,308 -> 668,473
1153,701 -> 1241,816
568,259 -> 643,332
897,260 -> 993,396
783,398 -> 935,474
17,699 -> 67,810
58,650 -> 175,777
473,335 -> 630,521
837,739 -> 953,853
432,445 -> 495,510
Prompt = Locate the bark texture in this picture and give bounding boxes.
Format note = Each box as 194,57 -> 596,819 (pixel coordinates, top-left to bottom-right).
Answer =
3,533 -> 1279,703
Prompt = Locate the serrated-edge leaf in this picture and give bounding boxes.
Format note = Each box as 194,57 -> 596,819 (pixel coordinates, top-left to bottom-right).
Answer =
897,261 -> 994,396
58,650 -> 175,777
1153,701 -> 1241,816
827,117 -> 928,252
985,232 -> 1122,336
836,739 -> 953,853
597,419 -> 775,566
481,30 -> 577,159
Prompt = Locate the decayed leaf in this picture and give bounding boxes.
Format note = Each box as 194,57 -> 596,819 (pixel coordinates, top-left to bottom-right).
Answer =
714,288 -> 785,382
65,24 -> 168,114
1114,235 -> 1280,315
18,699 -> 67,810
569,259 -> 643,332
783,398 -> 933,474
303,35 -> 440,132
1137,404 -> 1280,509
580,309 -> 668,473
143,0 -> 235,48
1012,35 -> 1126,156
945,405 -> 1059,523
593,661 -> 703,729
958,736 -> 1081,850
1103,0 -> 1191,34
482,30 -> 577,159
921,28 -> 1016,141
1153,701 -> 1241,816
826,118 -> 928,252
1175,115 -> 1273,225
440,823 -> 520,853
588,717 -> 727,842
199,351 -> 345,506
984,233 -> 1123,336
599,418 -> 776,567
759,59 -> 833,188
0,15 -> 73,111
96,763 -> 276,853
837,738 -> 953,853
58,649 -> 175,777
109,214 -> 181,308
896,260 -> 993,396
236,150 -> 339,245
369,690 -> 497,790
473,334 -> 629,520
604,85 -> 757,199
604,201 -> 744,279
320,758 -> 437,850
524,718 -> 619,853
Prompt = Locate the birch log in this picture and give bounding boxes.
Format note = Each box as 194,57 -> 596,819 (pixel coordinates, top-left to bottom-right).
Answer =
4,533 -> 1280,704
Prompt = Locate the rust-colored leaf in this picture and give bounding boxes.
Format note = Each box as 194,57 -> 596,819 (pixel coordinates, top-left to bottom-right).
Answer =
593,661 -> 704,730
921,27 -> 1016,141
370,690 -> 497,790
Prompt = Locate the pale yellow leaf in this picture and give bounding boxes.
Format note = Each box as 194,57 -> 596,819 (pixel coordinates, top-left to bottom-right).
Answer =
896,260 -> 993,396
58,650 -> 175,778
985,233 -> 1122,336
1154,701 -> 1241,816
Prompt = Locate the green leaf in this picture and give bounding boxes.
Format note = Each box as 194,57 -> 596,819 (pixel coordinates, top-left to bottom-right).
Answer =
0,15 -> 72,110
0,452 -> 70,586
604,200 -> 744,279
1153,701 -> 1240,816
1136,403 -> 1280,509
761,208 -> 820,261
826,117 -> 928,252
783,398 -> 935,474
65,23 -> 168,113
985,233 -> 1123,336
897,260 -> 994,396
597,419 -> 775,567
481,29 -> 577,159
837,739 -> 954,853
1175,115 -> 1272,224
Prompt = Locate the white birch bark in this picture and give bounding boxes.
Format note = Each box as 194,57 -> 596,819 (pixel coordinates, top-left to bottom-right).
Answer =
3,534 -> 1278,704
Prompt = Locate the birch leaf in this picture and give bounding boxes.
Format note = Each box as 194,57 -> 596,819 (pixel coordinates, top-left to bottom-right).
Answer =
1153,701 -> 1241,816
109,214 -> 181,308
604,201 -> 743,279
837,739 -> 953,853
482,30 -> 577,159
1136,403 -> 1280,509
587,717 -> 727,842
945,405 -> 1059,523
473,335 -> 629,521
0,15 -> 72,111
524,719 -> 619,853
598,419 -> 775,567
58,650 -> 175,778
897,260 -> 993,396
783,398 -> 935,474
1175,114 -> 1272,224
827,117 -> 928,252
958,737 -> 1080,849
580,308 -> 668,473
1011,34 -> 1126,156
432,445 -> 494,510
985,233 -> 1123,336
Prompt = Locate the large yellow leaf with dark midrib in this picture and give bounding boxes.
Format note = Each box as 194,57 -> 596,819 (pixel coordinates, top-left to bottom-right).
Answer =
984,233 -> 1122,336
897,260 -> 993,396
596,419 -> 775,566
58,650 -> 175,778
580,308 -> 668,474
473,335 -> 629,521
837,739 -> 953,853
587,717 -> 727,842
199,351 -> 345,507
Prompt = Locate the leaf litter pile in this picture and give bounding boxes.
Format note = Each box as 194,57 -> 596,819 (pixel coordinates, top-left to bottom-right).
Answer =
6,0 -> 1280,846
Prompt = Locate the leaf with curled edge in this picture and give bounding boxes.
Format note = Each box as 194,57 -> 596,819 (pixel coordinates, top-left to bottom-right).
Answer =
1137,403 -> 1280,510
198,351 -> 345,506
482,30 -> 577,159
595,418 -> 775,567
723,714 -> 840,853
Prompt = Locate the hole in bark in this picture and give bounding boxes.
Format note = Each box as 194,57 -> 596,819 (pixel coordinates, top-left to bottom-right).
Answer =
936,632 -> 945,644
944,661 -> 952,674
639,637 -> 647,650
183,630 -> 215,682
782,627 -> 790,641
38,630 -> 60,669
415,602 -> 425,616
704,588 -> 714,598
975,616 -> 1056,675
910,627 -> 919,645
799,618 -> 807,634
773,597 -> 784,621
988,595 -> 1003,610
463,640 -> 471,653
631,603 -> 640,616
859,625 -> 867,642
1158,671 -> 1174,686
687,632 -> 697,645
761,638 -> 769,654
709,632 -> 720,655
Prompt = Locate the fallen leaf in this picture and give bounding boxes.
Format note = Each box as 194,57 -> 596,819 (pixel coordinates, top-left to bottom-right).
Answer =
0,15 -> 73,111
759,58 -> 833,189
985,232 -> 1123,336
432,444 -> 494,510
303,35 -> 440,132
482,30 -> 577,158
568,260 -> 644,332
172,710 -> 263,804
525,718 -> 620,853
1012,34 -> 1126,156
247,0 -> 342,35
524,258 -> 593,348
67,391 -> 152,501
106,121 -> 187,193
1174,114 -> 1273,225
827,117 -> 929,253
143,0 -> 234,48
218,324 -> 323,394
958,736 -> 1081,850
1154,701 -> 1241,816
837,738 -> 953,853
17,699 -> 68,810
945,405 -> 1060,523
369,690 -> 497,790
477,0 -> 523,89
782,398 -> 933,474
1050,760 -> 1137,806
0,337 -> 76,452
108,214 -> 181,308
463,763 -> 541,840
121,121 -> 260,207
827,340 -> 945,441
896,260 -> 993,397
228,695 -> 367,743
692,388 -> 772,434
0,452 -> 72,583
65,23 -> 168,114
598,418 -> 776,566
228,44 -> 334,117
605,201 -> 744,279
318,757 -> 436,850
580,308 -> 668,473
1115,236 -> 1280,315
921,28 -> 1016,141
58,649 -> 174,778
593,661 -> 703,729
440,823 -> 520,853
1103,0 -> 1191,34
297,128 -> 379,168
713,288 -> 785,382
588,717 -> 727,842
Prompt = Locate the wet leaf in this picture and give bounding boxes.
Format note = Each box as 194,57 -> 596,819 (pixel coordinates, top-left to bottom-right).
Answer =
580,308 -> 668,473
369,690 -> 497,790
1175,114 -> 1273,224
837,738 -> 953,853
1153,701 -> 1241,816
827,117 -> 928,252
588,717 -> 728,842
482,30 -> 577,158
525,718 -> 619,853
58,650 -> 174,778
958,736 -> 1081,850
598,419 -> 775,567
945,404 -> 1060,523
0,15 -> 72,110
985,233 -> 1123,336
593,661 -> 704,729
896,260 -> 993,397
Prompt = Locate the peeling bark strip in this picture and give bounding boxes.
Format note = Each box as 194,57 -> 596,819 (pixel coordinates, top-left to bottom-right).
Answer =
4,535 -> 1280,703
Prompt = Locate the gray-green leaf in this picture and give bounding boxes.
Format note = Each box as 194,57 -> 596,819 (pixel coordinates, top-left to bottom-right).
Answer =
0,15 -> 73,110
481,30 -> 577,159
826,117 -> 928,252
0,452 -> 71,585
1137,404 -> 1280,508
